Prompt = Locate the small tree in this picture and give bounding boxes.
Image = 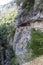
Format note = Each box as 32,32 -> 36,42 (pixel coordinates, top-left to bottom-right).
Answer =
0,24 -> 8,46
0,23 -> 15,46
30,28 -> 43,56
0,23 -> 16,65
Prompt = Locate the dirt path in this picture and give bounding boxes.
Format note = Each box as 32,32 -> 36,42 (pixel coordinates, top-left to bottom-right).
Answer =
23,55 -> 43,65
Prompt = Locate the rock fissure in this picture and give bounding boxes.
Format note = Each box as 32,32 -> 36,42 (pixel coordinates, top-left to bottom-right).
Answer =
13,0 -> 43,65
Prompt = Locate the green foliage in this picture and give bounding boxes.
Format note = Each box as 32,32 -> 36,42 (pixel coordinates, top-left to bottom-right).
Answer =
0,22 -> 16,65
26,28 -> 43,62
26,0 -> 34,11
0,23 -> 16,46
30,28 -> 43,56
16,0 -> 34,12
0,5 -> 17,46
0,5 -> 17,26
0,4 -> 17,65
24,0 -> 34,12
0,24 -> 8,45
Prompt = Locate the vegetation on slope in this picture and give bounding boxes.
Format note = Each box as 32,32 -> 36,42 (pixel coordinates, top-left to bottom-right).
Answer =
27,28 -> 43,59
16,0 -> 35,12
0,4 -> 18,65
30,29 -> 43,56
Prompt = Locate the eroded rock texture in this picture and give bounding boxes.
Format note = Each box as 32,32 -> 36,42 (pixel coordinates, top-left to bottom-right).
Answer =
13,0 -> 43,64
13,26 -> 31,55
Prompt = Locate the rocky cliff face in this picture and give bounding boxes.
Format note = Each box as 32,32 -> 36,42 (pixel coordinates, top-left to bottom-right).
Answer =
13,0 -> 43,65
13,26 -> 30,55
14,0 -> 43,27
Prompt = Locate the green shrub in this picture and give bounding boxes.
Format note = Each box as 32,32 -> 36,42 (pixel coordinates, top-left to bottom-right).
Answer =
0,23 -> 16,65
0,24 -> 8,45
0,23 -> 15,46
30,28 -> 43,56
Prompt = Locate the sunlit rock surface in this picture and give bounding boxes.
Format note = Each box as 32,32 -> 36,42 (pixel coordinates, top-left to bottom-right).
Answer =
13,0 -> 43,64
13,26 -> 31,55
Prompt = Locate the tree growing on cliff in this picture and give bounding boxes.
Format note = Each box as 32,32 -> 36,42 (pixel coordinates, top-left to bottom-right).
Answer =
30,29 -> 43,56
15,0 -> 35,10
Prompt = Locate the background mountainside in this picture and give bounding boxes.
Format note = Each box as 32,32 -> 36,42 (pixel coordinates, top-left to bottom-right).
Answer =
0,0 -> 16,15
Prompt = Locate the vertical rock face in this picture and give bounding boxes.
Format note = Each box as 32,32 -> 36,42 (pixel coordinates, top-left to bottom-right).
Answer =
13,0 -> 43,64
13,26 -> 31,55
13,26 -> 31,65
15,0 -> 43,27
